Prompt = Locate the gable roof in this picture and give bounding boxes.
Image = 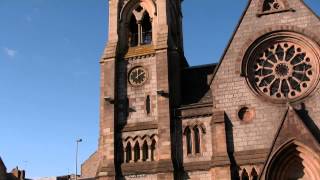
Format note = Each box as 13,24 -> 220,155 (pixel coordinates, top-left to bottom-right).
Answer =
208,0 -> 320,86
208,0 -> 252,86
0,157 -> 7,173
181,63 -> 216,105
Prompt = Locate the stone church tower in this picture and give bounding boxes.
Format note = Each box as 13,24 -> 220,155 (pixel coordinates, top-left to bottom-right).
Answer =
81,0 -> 320,179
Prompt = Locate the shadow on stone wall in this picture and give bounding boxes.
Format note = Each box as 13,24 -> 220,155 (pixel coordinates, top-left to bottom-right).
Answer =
295,103 -> 320,144
225,113 -> 240,180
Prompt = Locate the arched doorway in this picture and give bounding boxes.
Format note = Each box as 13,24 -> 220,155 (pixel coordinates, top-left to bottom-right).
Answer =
266,141 -> 320,180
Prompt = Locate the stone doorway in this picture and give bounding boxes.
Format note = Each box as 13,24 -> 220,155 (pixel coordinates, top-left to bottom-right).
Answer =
266,142 -> 320,180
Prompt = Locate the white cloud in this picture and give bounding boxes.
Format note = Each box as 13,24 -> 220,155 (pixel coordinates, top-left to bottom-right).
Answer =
3,47 -> 17,58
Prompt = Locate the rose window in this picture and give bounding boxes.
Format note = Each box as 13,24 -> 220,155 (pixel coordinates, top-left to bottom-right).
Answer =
244,32 -> 320,103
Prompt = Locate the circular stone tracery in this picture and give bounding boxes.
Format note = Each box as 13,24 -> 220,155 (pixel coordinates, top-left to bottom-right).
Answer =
245,33 -> 320,103
275,63 -> 289,77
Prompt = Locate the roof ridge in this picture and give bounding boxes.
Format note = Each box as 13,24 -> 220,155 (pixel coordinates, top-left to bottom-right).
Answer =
184,63 -> 217,70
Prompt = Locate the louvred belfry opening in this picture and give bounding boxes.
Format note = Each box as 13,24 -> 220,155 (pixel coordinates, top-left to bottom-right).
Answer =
128,5 -> 152,47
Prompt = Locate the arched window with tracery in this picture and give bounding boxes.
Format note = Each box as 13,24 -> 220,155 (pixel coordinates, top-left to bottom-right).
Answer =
185,127 -> 192,155
193,126 -> 201,154
263,0 -> 285,12
141,12 -> 152,45
142,141 -> 148,161
125,142 -> 132,163
184,124 -> 206,156
129,15 -> 138,47
128,5 -> 152,47
243,32 -> 320,103
134,142 -> 140,162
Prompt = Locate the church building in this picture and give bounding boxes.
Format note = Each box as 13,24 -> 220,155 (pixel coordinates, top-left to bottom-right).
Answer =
81,0 -> 320,179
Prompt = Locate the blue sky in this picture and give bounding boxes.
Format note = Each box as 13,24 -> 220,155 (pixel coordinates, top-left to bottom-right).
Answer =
0,0 -> 319,178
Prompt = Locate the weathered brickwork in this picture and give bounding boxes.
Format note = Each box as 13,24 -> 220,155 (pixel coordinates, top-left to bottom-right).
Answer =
0,161 -> 26,180
124,174 -> 157,180
182,117 -> 212,163
81,151 -> 99,178
116,55 -> 158,125
183,171 -> 211,180
212,0 -> 320,152
82,0 -> 320,179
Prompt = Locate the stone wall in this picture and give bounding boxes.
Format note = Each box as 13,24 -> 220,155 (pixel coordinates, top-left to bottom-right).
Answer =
117,55 -> 158,125
182,116 -> 212,163
124,174 -> 157,180
81,151 -> 99,178
83,0 -> 320,179
211,0 -> 320,153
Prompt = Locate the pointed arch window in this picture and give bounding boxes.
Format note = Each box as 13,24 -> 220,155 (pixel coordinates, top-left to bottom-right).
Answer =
251,168 -> 258,180
151,139 -> 156,161
185,127 -> 192,155
184,124 -> 206,156
129,15 -> 139,47
141,12 -> 152,45
241,169 -> 249,180
193,127 -> 201,154
134,142 -> 140,162
142,141 -> 148,161
125,142 -> 132,163
128,5 -> 152,47
122,135 -> 158,164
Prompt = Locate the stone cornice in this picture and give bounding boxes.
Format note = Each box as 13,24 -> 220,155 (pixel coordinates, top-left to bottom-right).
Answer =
120,121 -> 158,132
124,45 -> 156,60
121,160 -> 174,176
182,149 -> 269,172
177,102 -> 213,119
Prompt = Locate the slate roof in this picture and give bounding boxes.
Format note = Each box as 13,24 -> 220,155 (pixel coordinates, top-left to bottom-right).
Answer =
181,63 -> 217,106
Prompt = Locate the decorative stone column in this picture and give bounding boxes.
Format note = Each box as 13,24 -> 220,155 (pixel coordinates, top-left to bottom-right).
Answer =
123,149 -> 126,163
191,129 -> 195,155
148,145 -> 152,161
139,146 -> 143,162
137,20 -> 142,46
131,147 -> 134,163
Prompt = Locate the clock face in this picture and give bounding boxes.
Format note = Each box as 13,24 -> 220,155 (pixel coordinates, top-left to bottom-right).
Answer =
128,67 -> 148,86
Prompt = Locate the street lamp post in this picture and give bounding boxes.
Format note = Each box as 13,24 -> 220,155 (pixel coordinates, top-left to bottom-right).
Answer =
75,138 -> 82,180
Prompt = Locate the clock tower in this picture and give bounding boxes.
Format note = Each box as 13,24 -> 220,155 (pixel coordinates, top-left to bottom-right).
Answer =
82,0 -> 320,179
97,0 -> 186,179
